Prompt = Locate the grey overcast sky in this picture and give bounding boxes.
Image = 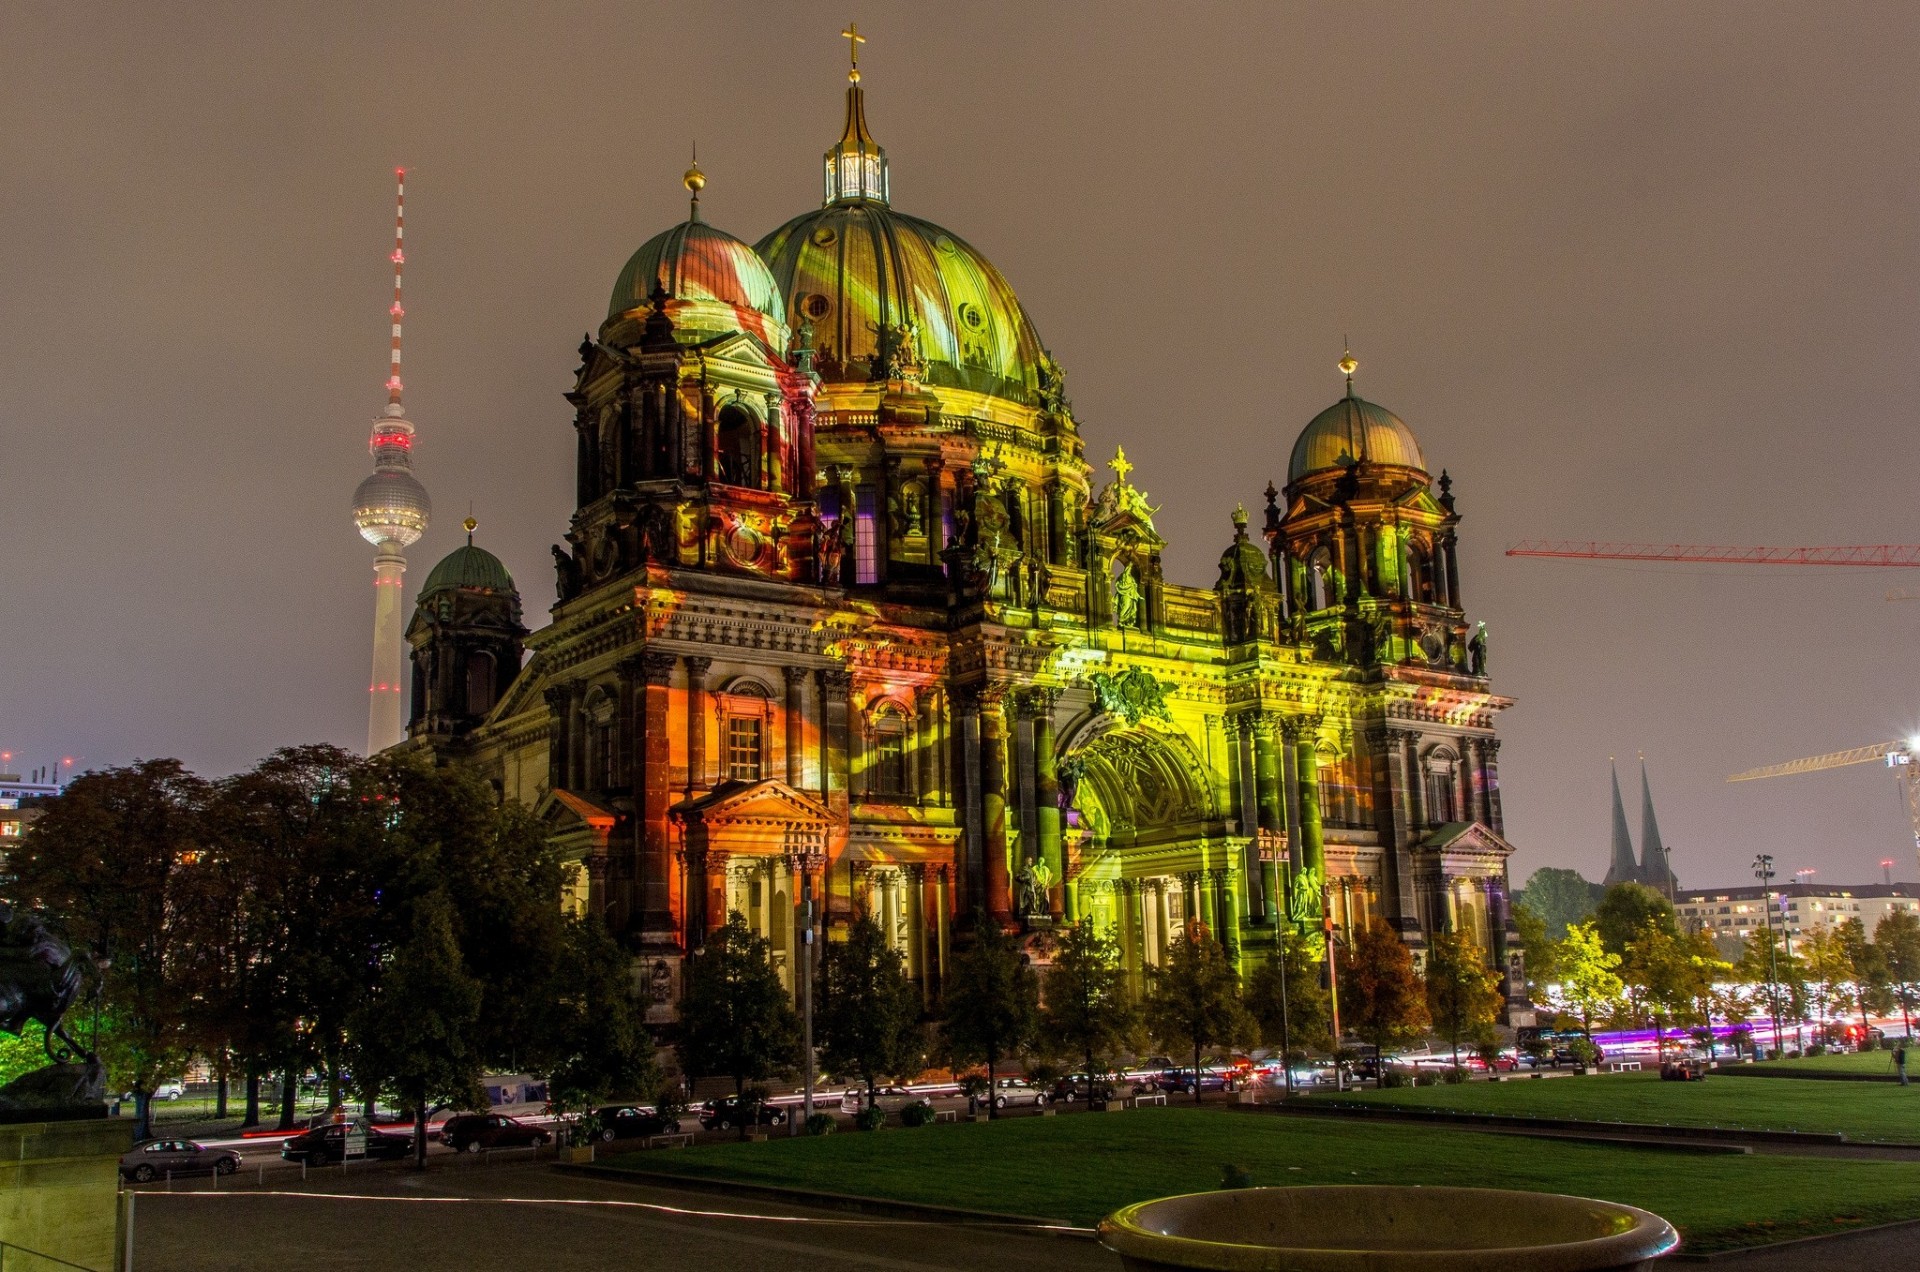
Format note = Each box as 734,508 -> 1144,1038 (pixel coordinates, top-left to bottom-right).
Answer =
4,2 -> 1918,890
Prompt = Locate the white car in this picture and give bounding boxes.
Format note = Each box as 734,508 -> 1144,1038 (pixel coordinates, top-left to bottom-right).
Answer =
122,1081 -> 185,1102
986,1079 -> 1048,1109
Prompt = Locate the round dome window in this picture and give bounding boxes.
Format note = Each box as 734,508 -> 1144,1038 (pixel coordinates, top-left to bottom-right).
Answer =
934,234 -> 957,254
802,293 -> 832,320
810,226 -> 838,248
958,302 -> 985,331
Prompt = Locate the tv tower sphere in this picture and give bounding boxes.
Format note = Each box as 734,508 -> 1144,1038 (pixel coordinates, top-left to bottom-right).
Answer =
353,402 -> 431,548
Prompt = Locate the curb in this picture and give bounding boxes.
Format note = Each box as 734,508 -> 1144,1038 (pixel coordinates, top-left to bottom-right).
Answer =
554,1162 -> 1098,1239
1666,1216 -> 1920,1262
1255,1099 -> 1860,1147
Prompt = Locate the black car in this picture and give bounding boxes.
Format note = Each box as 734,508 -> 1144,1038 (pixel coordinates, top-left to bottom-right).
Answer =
699,1095 -> 789,1131
591,1105 -> 682,1141
439,1113 -> 552,1153
280,1123 -> 414,1166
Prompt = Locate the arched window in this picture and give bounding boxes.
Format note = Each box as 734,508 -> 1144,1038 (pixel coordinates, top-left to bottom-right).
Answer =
1425,751 -> 1459,825
1408,543 -> 1435,605
1308,546 -> 1335,611
466,651 -> 497,717
716,405 -> 759,488
869,704 -> 911,798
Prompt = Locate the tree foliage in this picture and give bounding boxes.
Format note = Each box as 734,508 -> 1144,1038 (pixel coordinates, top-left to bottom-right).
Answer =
816,916 -> 924,1109
1039,922 -> 1134,1088
1243,930 -> 1331,1059
1514,867 -> 1598,940
941,916 -> 1038,1119
1548,921 -> 1623,1040
1424,930 -> 1503,1068
1511,903 -> 1559,990
1875,909 -> 1920,1038
1143,934 -> 1252,1103
679,913 -> 799,1133
1339,918 -> 1429,1057
1593,883 -> 1677,958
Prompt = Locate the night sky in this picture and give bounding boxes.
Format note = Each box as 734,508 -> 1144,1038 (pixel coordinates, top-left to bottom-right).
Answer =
5,2 -> 1918,891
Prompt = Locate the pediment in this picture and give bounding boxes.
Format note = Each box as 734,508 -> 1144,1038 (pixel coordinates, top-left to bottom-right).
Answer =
670,779 -> 831,828
1417,820 -> 1515,859
537,788 -> 618,832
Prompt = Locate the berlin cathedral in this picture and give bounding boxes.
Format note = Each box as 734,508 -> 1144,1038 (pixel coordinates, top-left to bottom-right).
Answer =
399,46 -> 1525,1024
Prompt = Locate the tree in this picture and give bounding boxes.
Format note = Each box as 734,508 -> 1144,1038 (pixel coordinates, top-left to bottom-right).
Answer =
1835,917 -> 1893,1044
1038,922 -> 1134,1097
1799,925 -> 1853,1041
678,913 -> 799,1138
1340,918 -> 1429,1063
1548,921 -> 1623,1043
1511,903 -> 1560,991
1620,921 -> 1707,1056
1243,930 -> 1332,1079
1875,909 -> 1920,1039
536,914 -> 659,1128
1515,867 -> 1599,940
941,916 -> 1038,1120
6,760 -> 209,1141
816,916 -> 924,1113
346,891 -> 485,1169
1143,934 -> 1251,1103
1594,883 -> 1677,958
1734,927 -> 1809,1054
1424,930 -> 1503,1071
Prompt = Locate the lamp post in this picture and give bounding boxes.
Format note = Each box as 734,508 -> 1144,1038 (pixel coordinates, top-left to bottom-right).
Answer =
1323,883 -> 1343,1091
1754,854 -> 1783,1057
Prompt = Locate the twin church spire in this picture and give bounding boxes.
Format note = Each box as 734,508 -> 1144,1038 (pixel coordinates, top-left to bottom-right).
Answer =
1605,756 -> 1677,890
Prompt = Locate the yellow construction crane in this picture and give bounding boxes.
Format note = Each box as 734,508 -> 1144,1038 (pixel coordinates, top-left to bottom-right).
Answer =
1729,739 -> 1920,874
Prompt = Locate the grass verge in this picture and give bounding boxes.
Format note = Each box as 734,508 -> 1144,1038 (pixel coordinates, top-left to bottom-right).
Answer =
1743,1049 -> 1914,1079
601,1106 -> 1920,1253
1330,1068 -> 1920,1143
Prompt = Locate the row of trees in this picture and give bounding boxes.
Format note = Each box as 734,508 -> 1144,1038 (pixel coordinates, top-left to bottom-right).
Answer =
676,911 -> 1509,1126
4,749 -> 654,1156
1519,880 -> 1920,1053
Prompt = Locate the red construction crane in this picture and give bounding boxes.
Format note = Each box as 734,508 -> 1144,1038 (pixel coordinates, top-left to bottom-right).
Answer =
1506,541 -> 1920,567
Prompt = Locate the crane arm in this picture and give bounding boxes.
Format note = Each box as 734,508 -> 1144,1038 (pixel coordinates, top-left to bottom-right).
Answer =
1507,541 -> 1920,567
1727,742 -> 1897,782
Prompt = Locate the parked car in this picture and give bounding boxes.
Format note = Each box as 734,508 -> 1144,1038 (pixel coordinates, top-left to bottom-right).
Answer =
439,1113 -> 552,1153
591,1105 -> 682,1141
121,1080 -> 186,1102
280,1122 -> 415,1166
984,1078 -> 1048,1109
839,1086 -> 933,1115
699,1096 -> 789,1131
1159,1067 -> 1232,1094
121,1139 -> 239,1183
1049,1074 -> 1117,1104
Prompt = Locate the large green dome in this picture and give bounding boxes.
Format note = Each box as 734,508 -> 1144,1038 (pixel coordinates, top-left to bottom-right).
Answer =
419,543 -> 516,598
1288,391 -> 1427,482
755,203 -> 1046,404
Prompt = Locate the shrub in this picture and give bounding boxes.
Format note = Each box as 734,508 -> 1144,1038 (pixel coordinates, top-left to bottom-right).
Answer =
899,1102 -> 936,1128
1568,1038 -> 1602,1068
804,1113 -> 837,1136
1442,1066 -> 1470,1085
1808,1042 -> 1828,1056
853,1107 -> 887,1132
1412,1071 -> 1438,1087
1378,1069 -> 1408,1089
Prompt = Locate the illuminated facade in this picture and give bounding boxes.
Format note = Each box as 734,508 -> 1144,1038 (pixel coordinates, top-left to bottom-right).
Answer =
405,50 -> 1523,1021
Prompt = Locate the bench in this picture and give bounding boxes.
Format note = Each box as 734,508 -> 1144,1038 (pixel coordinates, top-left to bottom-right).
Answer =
933,1109 -> 959,1123
646,1133 -> 693,1149
1132,1092 -> 1167,1107
1607,1061 -> 1642,1072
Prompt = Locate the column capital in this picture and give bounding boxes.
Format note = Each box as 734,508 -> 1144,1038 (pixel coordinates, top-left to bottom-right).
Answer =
816,666 -> 853,694
951,683 -> 982,712
684,655 -> 713,683
632,649 -> 677,686
1385,726 -> 1422,746
782,664 -> 811,689
543,686 -> 570,713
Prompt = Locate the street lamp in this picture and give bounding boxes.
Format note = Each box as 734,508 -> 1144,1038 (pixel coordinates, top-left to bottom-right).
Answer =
1754,854 -> 1783,1058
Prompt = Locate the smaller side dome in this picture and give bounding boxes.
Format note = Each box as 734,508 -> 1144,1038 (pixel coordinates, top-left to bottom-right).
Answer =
1288,393 -> 1427,482
607,219 -> 787,348
419,544 -> 516,598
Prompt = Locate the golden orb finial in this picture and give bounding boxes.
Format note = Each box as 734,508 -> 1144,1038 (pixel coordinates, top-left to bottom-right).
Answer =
683,141 -> 705,196
1339,348 -> 1358,378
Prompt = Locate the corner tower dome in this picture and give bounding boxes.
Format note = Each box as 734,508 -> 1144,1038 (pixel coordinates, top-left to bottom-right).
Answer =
754,50 -> 1048,408
1288,351 -> 1428,482
607,161 -> 787,349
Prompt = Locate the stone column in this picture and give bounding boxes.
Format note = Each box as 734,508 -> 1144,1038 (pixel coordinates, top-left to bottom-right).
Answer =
1154,881 -> 1172,962
1120,882 -> 1144,994
1046,479 -> 1068,566
1279,719 -> 1303,888
1440,530 -> 1460,610
637,650 -> 678,940
1466,738 -> 1490,827
1220,870 -> 1243,965
1013,692 -> 1039,884
1032,689 -> 1063,913
955,686 -> 984,913
818,667 -> 852,816
1293,716 -> 1326,883
783,665 -> 808,789
906,865 -> 927,992
981,689 -> 1012,922
543,686 -> 570,793
1379,727 -> 1422,931
776,853 -> 796,988
935,867 -> 952,991
1483,738 -> 1505,835
1251,714 -> 1283,918
917,687 -> 941,805
685,656 -> 711,793
704,851 -> 730,937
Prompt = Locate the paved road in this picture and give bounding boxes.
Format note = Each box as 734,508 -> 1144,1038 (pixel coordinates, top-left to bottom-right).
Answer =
132,1162 -> 1113,1272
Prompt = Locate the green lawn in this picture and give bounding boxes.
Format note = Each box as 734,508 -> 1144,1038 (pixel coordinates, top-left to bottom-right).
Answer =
605,1107 -> 1920,1253
1332,1069 -> 1920,1144
1743,1049 -> 1913,1078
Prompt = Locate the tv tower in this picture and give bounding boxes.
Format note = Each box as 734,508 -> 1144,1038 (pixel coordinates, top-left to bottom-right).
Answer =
350,169 -> 430,754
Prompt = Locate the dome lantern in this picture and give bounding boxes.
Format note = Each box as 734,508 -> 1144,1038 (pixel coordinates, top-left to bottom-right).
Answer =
824,23 -> 888,206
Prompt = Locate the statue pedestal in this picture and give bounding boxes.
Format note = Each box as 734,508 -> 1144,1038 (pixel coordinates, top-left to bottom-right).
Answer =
0,1117 -> 131,1271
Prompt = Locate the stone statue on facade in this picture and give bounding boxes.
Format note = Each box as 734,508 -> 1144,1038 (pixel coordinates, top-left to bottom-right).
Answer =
552,545 -> 580,602
1016,859 -> 1054,918
1468,621 -> 1488,675
816,516 -> 848,586
1111,561 -> 1141,628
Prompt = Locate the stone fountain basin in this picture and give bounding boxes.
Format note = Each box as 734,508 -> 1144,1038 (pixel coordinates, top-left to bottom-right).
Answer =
1098,1186 -> 1679,1272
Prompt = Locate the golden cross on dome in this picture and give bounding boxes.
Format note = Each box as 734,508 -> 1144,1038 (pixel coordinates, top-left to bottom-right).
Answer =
1109,444 -> 1134,484
842,22 -> 866,82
